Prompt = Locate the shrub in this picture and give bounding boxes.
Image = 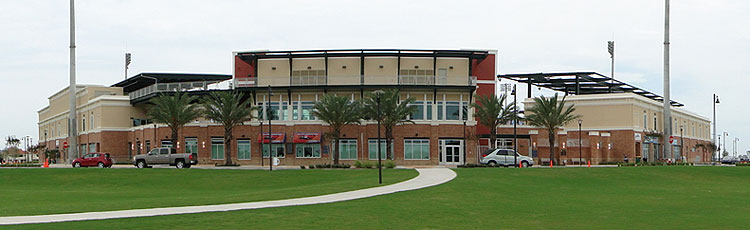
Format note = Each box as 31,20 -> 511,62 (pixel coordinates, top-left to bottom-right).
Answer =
736,163 -> 750,167
618,163 -> 636,167
0,163 -> 41,168
309,165 -> 315,169
354,161 -> 363,168
384,160 -> 395,168
299,165 -> 306,169
362,161 -> 374,168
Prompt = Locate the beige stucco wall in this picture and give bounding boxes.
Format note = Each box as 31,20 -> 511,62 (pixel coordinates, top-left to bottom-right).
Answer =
363,57 -> 398,84
328,57 -> 361,85
400,57 -> 434,70
258,59 -> 290,86
292,58 -> 325,71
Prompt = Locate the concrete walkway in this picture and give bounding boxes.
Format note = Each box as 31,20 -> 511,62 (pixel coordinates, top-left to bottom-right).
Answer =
0,168 -> 456,225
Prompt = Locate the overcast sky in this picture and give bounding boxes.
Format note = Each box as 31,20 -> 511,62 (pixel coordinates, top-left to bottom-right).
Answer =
1,0 -> 748,153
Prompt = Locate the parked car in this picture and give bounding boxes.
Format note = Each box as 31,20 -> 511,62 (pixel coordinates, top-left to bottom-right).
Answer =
480,148 -> 534,167
721,156 -> 739,164
133,147 -> 197,169
738,155 -> 749,162
72,152 -> 113,168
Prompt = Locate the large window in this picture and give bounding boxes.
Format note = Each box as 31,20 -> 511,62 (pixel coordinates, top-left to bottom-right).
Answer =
89,143 -> 96,153
237,139 -> 251,160
404,139 -> 430,160
293,101 -> 316,120
338,139 -> 357,160
211,138 -> 224,160
445,101 -> 460,120
161,140 -> 173,148
185,138 -> 198,154
409,101 -> 425,120
368,139 -> 393,160
295,143 -> 321,158
265,102 -> 289,121
262,144 -> 285,158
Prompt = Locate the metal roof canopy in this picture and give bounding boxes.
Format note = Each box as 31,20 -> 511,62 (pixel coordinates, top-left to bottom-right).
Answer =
497,72 -> 683,107
112,72 -> 232,93
235,49 -> 490,61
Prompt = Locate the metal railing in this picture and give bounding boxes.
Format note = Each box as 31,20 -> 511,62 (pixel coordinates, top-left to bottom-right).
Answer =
237,75 -> 477,88
128,81 -> 217,100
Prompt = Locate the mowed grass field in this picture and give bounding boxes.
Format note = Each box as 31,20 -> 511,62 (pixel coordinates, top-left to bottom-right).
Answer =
7,167 -> 750,230
0,168 -> 417,216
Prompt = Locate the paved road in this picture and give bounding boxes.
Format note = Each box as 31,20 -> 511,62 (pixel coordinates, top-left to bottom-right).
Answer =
0,168 -> 456,225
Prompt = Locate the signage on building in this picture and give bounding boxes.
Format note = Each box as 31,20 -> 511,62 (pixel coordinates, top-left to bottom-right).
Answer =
669,136 -> 674,144
292,132 -> 322,143
63,142 -> 69,149
634,133 -> 642,141
257,133 -> 286,144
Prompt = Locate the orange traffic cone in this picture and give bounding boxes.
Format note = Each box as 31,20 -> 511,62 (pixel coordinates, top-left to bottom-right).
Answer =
587,160 -> 591,168
43,160 -> 49,168
549,160 -> 553,168
519,161 -> 523,168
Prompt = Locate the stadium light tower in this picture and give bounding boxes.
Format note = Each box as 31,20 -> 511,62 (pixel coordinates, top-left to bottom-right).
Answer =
67,0 -> 78,163
662,0 -> 673,161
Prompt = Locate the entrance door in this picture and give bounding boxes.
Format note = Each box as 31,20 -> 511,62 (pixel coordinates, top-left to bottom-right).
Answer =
440,140 -> 464,165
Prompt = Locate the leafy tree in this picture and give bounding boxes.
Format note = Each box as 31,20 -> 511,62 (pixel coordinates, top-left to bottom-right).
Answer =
312,94 -> 362,164
147,91 -> 202,152
525,94 -> 581,165
202,91 -> 257,165
471,94 -> 517,149
361,89 -> 417,159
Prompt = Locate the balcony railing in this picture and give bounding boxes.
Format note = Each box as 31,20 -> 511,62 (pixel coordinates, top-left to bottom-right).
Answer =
128,81 -> 216,100
237,75 -> 477,87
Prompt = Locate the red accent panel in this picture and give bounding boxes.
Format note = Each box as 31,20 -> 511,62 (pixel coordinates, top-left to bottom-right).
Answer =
234,56 -> 254,79
293,132 -> 321,143
472,54 -> 496,81
258,133 -> 285,144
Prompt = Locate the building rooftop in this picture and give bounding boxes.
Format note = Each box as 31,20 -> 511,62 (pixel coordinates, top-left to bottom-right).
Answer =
497,71 -> 683,107
112,72 -> 232,93
234,48 -> 494,60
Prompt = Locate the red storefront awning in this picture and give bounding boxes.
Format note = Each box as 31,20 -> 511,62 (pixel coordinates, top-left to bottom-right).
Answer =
293,132 -> 322,143
258,133 -> 285,144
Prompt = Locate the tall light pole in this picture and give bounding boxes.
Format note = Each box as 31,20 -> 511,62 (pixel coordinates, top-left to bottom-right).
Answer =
662,0 -> 673,162
723,132 -> 728,158
512,84 -> 518,167
713,94 -> 719,162
67,0 -> 78,163
267,85 -> 273,171
734,138 -> 740,157
373,90 -> 384,184
608,41 -> 615,87
680,125 -> 683,161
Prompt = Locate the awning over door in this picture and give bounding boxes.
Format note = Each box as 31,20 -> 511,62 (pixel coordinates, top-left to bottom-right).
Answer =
258,133 -> 286,144
293,132 -> 322,143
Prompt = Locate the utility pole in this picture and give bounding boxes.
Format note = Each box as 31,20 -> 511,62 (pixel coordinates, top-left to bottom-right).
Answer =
67,0 -> 78,163
662,0 -> 673,162
713,94 -> 719,162
268,85 -> 273,171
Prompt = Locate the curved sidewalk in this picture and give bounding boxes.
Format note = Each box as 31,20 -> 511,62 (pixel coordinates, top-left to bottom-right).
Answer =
0,168 -> 456,225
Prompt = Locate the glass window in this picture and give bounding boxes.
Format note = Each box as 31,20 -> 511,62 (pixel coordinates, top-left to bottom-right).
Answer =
368,139 -> 393,160
338,140 -> 357,160
185,138 -> 198,154
293,101 -> 316,120
437,102 -> 444,120
426,101 -> 433,120
404,139 -> 430,160
161,140 -> 172,148
410,101 -> 424,120
211,138 -> 224,160
296,143 -> 321,158
237,140 -> 251,160
262,144 -> 285,158
89,143 -> 96,153
159,148 -> 169,155
145,141 -> 151,152
446,101 -> 460,120
266,102 -> 289,121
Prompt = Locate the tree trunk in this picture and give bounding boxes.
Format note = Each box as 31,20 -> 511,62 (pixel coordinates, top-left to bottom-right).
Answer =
333,136 -> 340,165
385,127 -> 393,160
224,128 -> 233,166
548,130 -> 557,165
170,126 -> 179,153
490,126 -> 497,149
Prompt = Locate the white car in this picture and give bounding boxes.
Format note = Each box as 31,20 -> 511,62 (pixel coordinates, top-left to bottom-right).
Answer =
480,148 -> 534,167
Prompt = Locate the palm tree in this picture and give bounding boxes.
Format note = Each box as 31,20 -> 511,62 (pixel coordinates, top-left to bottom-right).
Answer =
694,142 -> 717,163
312,94 -> 362,164
471,94 -> 517,149
525,94 -> 581,165
147,91 -> 202,152
203,91 -> 257,165
361,89 -> 418,160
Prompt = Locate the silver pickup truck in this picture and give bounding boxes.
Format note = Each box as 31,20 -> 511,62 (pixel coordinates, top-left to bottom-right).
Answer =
133,147 -> 198,169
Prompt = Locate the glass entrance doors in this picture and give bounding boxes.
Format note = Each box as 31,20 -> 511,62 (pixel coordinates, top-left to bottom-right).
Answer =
439,139 -> 464,165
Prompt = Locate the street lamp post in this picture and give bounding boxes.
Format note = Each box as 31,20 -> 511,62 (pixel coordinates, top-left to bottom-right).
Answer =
374,90 -> 384,184
268,85 -> 273,171
723,132 -> 729,158
680,125 -> 683,162
578,119 -> 582,165
512,84 -> 518,167
713,94 -> 719,163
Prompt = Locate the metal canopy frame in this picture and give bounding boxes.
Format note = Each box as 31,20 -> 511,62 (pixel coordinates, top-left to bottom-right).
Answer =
497,72 -> 683,107
112,72 -> 232,93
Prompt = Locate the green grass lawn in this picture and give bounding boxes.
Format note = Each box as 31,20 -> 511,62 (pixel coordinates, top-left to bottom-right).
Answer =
9,167 -> 750,230
0,168 -> 417,217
